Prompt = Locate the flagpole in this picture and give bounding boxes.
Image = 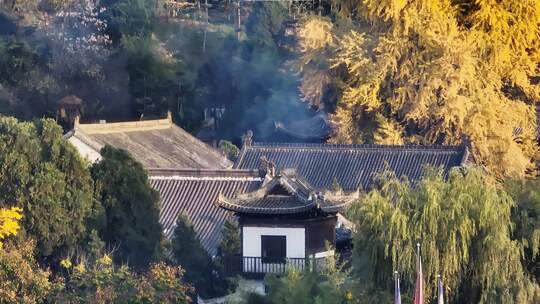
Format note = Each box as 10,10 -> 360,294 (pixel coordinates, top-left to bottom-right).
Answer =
394,271 -> 401,304
437,274 -> 444,304
416,242 -> 420,261
416,243 -> 420,275
414,242 -> 424,304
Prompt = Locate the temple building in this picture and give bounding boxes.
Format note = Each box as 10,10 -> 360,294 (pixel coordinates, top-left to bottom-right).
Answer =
64,115 -> 469,294
217,169 -> 356,280
149,132 -> 468,258
64,112 -> 231,169
234,136 -> 468,191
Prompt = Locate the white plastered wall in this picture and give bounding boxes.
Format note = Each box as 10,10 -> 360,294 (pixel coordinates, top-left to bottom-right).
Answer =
242,226 -> 306,274
242,226 -> 305,258
68,136 -> 102,163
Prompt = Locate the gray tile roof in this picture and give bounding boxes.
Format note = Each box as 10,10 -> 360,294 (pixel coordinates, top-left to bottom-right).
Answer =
234,143 -> 468,191
218,169 -> 355,215
149,143 -> 467,255
221,196 -> 311,214
148,169 -> 261,256
66,114 -> 232,169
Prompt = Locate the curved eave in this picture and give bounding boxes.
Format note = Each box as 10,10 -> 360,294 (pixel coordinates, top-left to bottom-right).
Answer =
217,198 -> 351,215
217,195 -> 316,215
220,202 -> 316,215
275,121 -> 331,140
319,192 -> 358,213
320,201 -> 351,213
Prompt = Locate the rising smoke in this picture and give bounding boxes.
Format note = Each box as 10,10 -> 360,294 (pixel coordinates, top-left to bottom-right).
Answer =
0,0 -> 321,143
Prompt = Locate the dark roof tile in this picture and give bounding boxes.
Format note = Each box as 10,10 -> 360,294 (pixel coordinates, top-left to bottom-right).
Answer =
217,169 -> 355,215
235,143 -> 467,191
148,169 -> 261,256
67,116 -> 232,169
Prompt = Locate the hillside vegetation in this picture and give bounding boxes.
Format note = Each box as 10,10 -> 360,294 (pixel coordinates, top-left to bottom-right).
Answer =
0,1 -> 539,303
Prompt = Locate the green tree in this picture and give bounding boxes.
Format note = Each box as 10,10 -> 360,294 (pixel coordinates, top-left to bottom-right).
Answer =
171,213 -> 227,298
218,140 -> 240,162
91,145 -> 162,269
241,256 -> 356,304
505,179 -> 540,281
0,117 -> 94,262
102,0 -> 155,41
352,167 -> 540,303
121,34 -> 180,118
244,2 -> 287,49
216,219 -> 241,258
214,219 -> 240,295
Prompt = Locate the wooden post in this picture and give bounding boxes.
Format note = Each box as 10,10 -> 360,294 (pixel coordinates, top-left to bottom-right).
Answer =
236,0 -> 241,40
203,0 -> 208,52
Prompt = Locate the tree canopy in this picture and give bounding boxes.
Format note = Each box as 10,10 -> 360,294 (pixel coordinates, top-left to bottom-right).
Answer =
297,0 -> 540,178
216,219 -> 241,258
241,255 -> 358,304
0,117 -> 94,262
91,145 -> 162,269
0,206 -> 22,249
0,0 -> 318,142
51,255 -> 192,304
352,168 -> 540,303
0,240 -> 52,303
171,213 -> 230,298
505,178 -> 540,281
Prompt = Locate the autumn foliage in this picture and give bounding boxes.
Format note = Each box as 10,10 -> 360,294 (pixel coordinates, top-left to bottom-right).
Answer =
0,207 -> 22,249
298,0 -> 540,178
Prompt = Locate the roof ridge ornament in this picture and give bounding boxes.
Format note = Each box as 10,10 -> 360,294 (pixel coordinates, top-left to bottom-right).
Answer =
167,111 -> 173,125
74,115 -> 80,130
241,130 -> 253,147
258,155 -> 276,185
216,168 -> 355,215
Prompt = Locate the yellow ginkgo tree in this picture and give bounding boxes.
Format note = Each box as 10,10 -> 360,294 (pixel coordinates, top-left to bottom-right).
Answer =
0,207 -> 22,249
297,0 -> 540,179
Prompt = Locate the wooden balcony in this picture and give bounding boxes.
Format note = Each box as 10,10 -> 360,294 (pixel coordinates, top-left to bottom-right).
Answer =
223,255 -> 324,279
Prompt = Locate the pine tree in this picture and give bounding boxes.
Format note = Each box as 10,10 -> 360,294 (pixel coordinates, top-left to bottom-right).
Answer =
91,145 -> 163,270
171,213 -> 227,298
0,117 -> 94,262
217,219 -> 241,257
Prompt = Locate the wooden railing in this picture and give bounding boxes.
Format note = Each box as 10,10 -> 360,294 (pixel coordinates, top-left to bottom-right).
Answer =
223,255 -> 324,279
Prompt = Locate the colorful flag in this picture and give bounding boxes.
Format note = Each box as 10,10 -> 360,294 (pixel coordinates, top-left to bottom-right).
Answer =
437,275 -> 444,304
394,271 -> 401,304
413,243 -> 424,304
